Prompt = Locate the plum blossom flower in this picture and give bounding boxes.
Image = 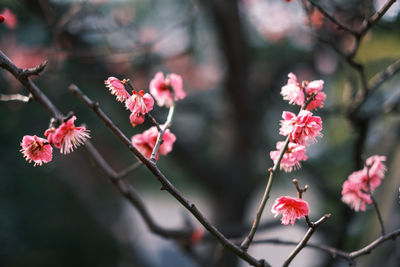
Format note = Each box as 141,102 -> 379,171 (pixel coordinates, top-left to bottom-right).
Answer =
341,174 -> 372,212
271,196 -> 309,226
280,72 -> 326,110
341,155 -> 387,212
270,141 -> 308,172
125,90 -> 154,127
0,8 -> 18,29
149,72 -> 186,107
45,116 -> 90,154
20,135 -> 52,166
131,126 -> 176,160
105,77 -> 130,102
279,110 -> 323,145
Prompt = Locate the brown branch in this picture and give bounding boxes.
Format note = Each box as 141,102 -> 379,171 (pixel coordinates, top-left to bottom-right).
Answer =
69,84 -> 269,267
116,161 -> 142,179
84,140 -> 189,239
292,179 -> 309,199
360,0 -> 398,35
0,93 -> 32,103
307,0 -> 359,36
283,214 -> 331,267
368,58 -> 400,97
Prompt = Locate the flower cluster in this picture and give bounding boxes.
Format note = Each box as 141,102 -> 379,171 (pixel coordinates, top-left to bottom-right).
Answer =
20,116 -> 90,166
105,72 -> 185,160
341,155 -> 386,212
270,73 -> 324,172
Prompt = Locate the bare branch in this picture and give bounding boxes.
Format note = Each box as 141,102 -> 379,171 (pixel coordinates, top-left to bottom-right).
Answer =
150,104 -> 175,162
0,93 -> 32,103
84,140 -> 189,239
307,0 -> 359,36
70,84 -> 269,267
116,161 -> 142,179
360,0 -> 398,35
369,59 -> 400,96
283,214 -> 331,267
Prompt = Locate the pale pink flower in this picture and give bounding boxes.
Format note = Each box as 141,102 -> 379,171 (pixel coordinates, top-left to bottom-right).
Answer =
45,116 -> 90,154
279,110 -> 323,145
20,135 -> 52,166
280,73 -> 326,110
149,72 -> 186,107
131,126 -> 176,160
341,176 -> 372,212
105,77 -> 130,102
125,90 -> 154,127
0,8 -> 18,29
366,155 -> 386,180
271,196 -> 309,226
270,141 -> 308,172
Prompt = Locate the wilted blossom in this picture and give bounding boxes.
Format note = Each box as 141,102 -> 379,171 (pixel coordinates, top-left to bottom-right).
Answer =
149,72 -> 186,107
105,77 -> 130,102
20,135 -> 52,166
341,155 -> 386,212
280,72 -> 326,110
131,126 -> 176,160
271,196 -> 309,226
45,116 -> 90,154
279,110 -> 323,145
125,90 -> 154,127
270,141 -> 308,172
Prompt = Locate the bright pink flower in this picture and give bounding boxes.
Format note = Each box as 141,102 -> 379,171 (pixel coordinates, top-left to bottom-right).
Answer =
105,77 -> 130,102
149,72 -> 186,107
20,135 -> 52,166
279,110 -> 323,145
131,126 -> 176,160
125,90 -> 154,127
271,196 -> 309,226
0,8 -> 18,29
341,175 -> 372,212
45,116 -> 90,154
280,73 -> 326,110
270,141 -> 308,172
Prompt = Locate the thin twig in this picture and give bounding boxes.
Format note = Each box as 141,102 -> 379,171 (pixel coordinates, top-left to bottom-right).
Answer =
307,0 -> 359,36
0,93 -> 32,103
116,161 -> 142,179
150,103 -> 175,162
359,0 -> 398,35
69,84 -> 269,267
283,214 -> 331,267
292,179 -> 309,199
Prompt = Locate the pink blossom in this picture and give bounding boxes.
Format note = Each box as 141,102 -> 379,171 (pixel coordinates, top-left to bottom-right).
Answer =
270,141 -> 308,172
366,155 -> 386,180
45,116 -> 90,154
125,90 -> 154,127
105,77 -> 130,102
279,110 -> 323,145
149,72 -> 186,107
341,175 -> 372,212
271,196 -> 309,226
280,73 -> 326,110
0,8 -> 17,29
20,135 -> 52,166
131,126 -> 176,160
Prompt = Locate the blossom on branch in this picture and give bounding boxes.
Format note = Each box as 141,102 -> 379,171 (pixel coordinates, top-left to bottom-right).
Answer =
20,135 -> 52,166
280,72 -> 326,110
105,77 -> 130,102
271,196 -> 309,226
279,110 -> 323,145
125,90 -> 154,127
149,72 -> 186,107
131,126 -> 176,160
45,116 -> 90,154
270,141 -> 308,172
341,155 -> 386,211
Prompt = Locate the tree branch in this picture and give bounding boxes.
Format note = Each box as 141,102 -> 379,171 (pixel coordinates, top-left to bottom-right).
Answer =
70,84 -> 269,267
0,93 -> 32,103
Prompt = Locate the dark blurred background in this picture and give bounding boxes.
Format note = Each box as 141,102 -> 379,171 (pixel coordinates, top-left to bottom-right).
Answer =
0,0 -> 399,266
